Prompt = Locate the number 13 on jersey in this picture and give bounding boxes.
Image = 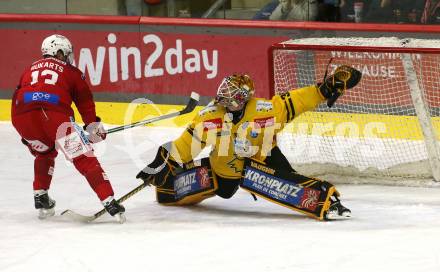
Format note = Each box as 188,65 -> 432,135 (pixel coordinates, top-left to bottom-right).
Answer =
31,69 -> 59,85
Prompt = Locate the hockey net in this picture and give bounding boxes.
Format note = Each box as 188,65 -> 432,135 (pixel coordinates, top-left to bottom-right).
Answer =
270,37 -> 440,184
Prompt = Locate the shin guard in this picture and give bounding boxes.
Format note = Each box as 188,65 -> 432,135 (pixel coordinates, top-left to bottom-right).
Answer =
73,155 -> 114,201
156,158 -> 217,206
240,159 -> 336,220
33,153 -> 56,191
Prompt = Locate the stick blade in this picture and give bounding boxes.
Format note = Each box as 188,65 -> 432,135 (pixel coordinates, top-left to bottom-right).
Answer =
190,91 -> 200,101
180,91 -> 200,114
61,209 -> 97,223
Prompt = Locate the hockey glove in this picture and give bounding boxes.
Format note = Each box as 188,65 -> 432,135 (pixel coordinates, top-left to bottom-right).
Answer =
84,116 -> 107,143
318,65 -> 362,108
136,144 -> 180,187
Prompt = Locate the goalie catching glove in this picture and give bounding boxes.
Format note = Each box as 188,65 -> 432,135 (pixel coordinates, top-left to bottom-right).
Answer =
136,144 -> 180,187
318,65 -> 362,107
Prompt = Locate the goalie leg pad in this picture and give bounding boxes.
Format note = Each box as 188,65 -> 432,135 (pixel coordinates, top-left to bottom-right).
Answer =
156,158 -> 218,206
240,159 -> 336,220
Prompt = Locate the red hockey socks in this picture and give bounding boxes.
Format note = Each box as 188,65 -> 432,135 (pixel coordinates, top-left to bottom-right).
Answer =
73,155 -> 114,201
33,155 -> 55,191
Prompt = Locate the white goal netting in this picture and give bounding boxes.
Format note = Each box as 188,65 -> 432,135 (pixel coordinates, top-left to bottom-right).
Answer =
271,37 -> 440,183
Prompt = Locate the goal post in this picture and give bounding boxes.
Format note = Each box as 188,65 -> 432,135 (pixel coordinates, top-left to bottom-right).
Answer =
268,38 -> 440,182
401,53 -> 440,181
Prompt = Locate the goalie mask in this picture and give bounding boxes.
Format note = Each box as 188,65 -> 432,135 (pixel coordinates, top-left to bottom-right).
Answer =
215,74 -> 255,109
41,34 -> 74,64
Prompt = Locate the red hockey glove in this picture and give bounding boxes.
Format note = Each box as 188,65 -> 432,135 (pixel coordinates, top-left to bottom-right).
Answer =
84,117 -> 107,143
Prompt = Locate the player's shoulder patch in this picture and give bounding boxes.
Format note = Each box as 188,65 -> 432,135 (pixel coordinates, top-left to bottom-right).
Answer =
198,102 -> 219,116
81,73 -> 86,80
255,99 -> 273,112
253,116 -> 275,128
203,118 -> 222,131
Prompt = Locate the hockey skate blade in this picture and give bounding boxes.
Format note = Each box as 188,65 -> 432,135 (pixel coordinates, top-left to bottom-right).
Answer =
325,211 -> 352,221
61,209 -> 97,223
114,213 -> 126,224
38,208 -> 55,219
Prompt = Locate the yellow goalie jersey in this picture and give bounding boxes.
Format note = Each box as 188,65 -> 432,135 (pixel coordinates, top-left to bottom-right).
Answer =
170,85 -> 326,179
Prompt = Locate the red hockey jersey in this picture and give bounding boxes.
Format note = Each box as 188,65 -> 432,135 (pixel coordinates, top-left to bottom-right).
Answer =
12,57 -> 96,125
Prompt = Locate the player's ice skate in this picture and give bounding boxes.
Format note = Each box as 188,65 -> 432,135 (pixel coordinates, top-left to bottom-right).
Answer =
103,196 -> 126,224
34,190 -> 56,219
325,195 -> 351,220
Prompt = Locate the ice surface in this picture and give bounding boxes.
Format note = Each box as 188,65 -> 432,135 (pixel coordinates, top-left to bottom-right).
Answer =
1,122 -> 440,272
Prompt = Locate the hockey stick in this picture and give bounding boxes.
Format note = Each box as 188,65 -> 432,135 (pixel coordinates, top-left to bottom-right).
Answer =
61,182 -> 148,223
61,92 -> 199,222
106,91 -> 200,134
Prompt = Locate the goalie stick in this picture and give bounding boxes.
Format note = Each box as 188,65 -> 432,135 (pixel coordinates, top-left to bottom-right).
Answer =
61,182 -> 148,223
106,91 -> 200,134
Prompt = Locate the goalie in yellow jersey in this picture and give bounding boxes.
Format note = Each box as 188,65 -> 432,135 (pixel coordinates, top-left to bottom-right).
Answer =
136,65 -> 362,221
